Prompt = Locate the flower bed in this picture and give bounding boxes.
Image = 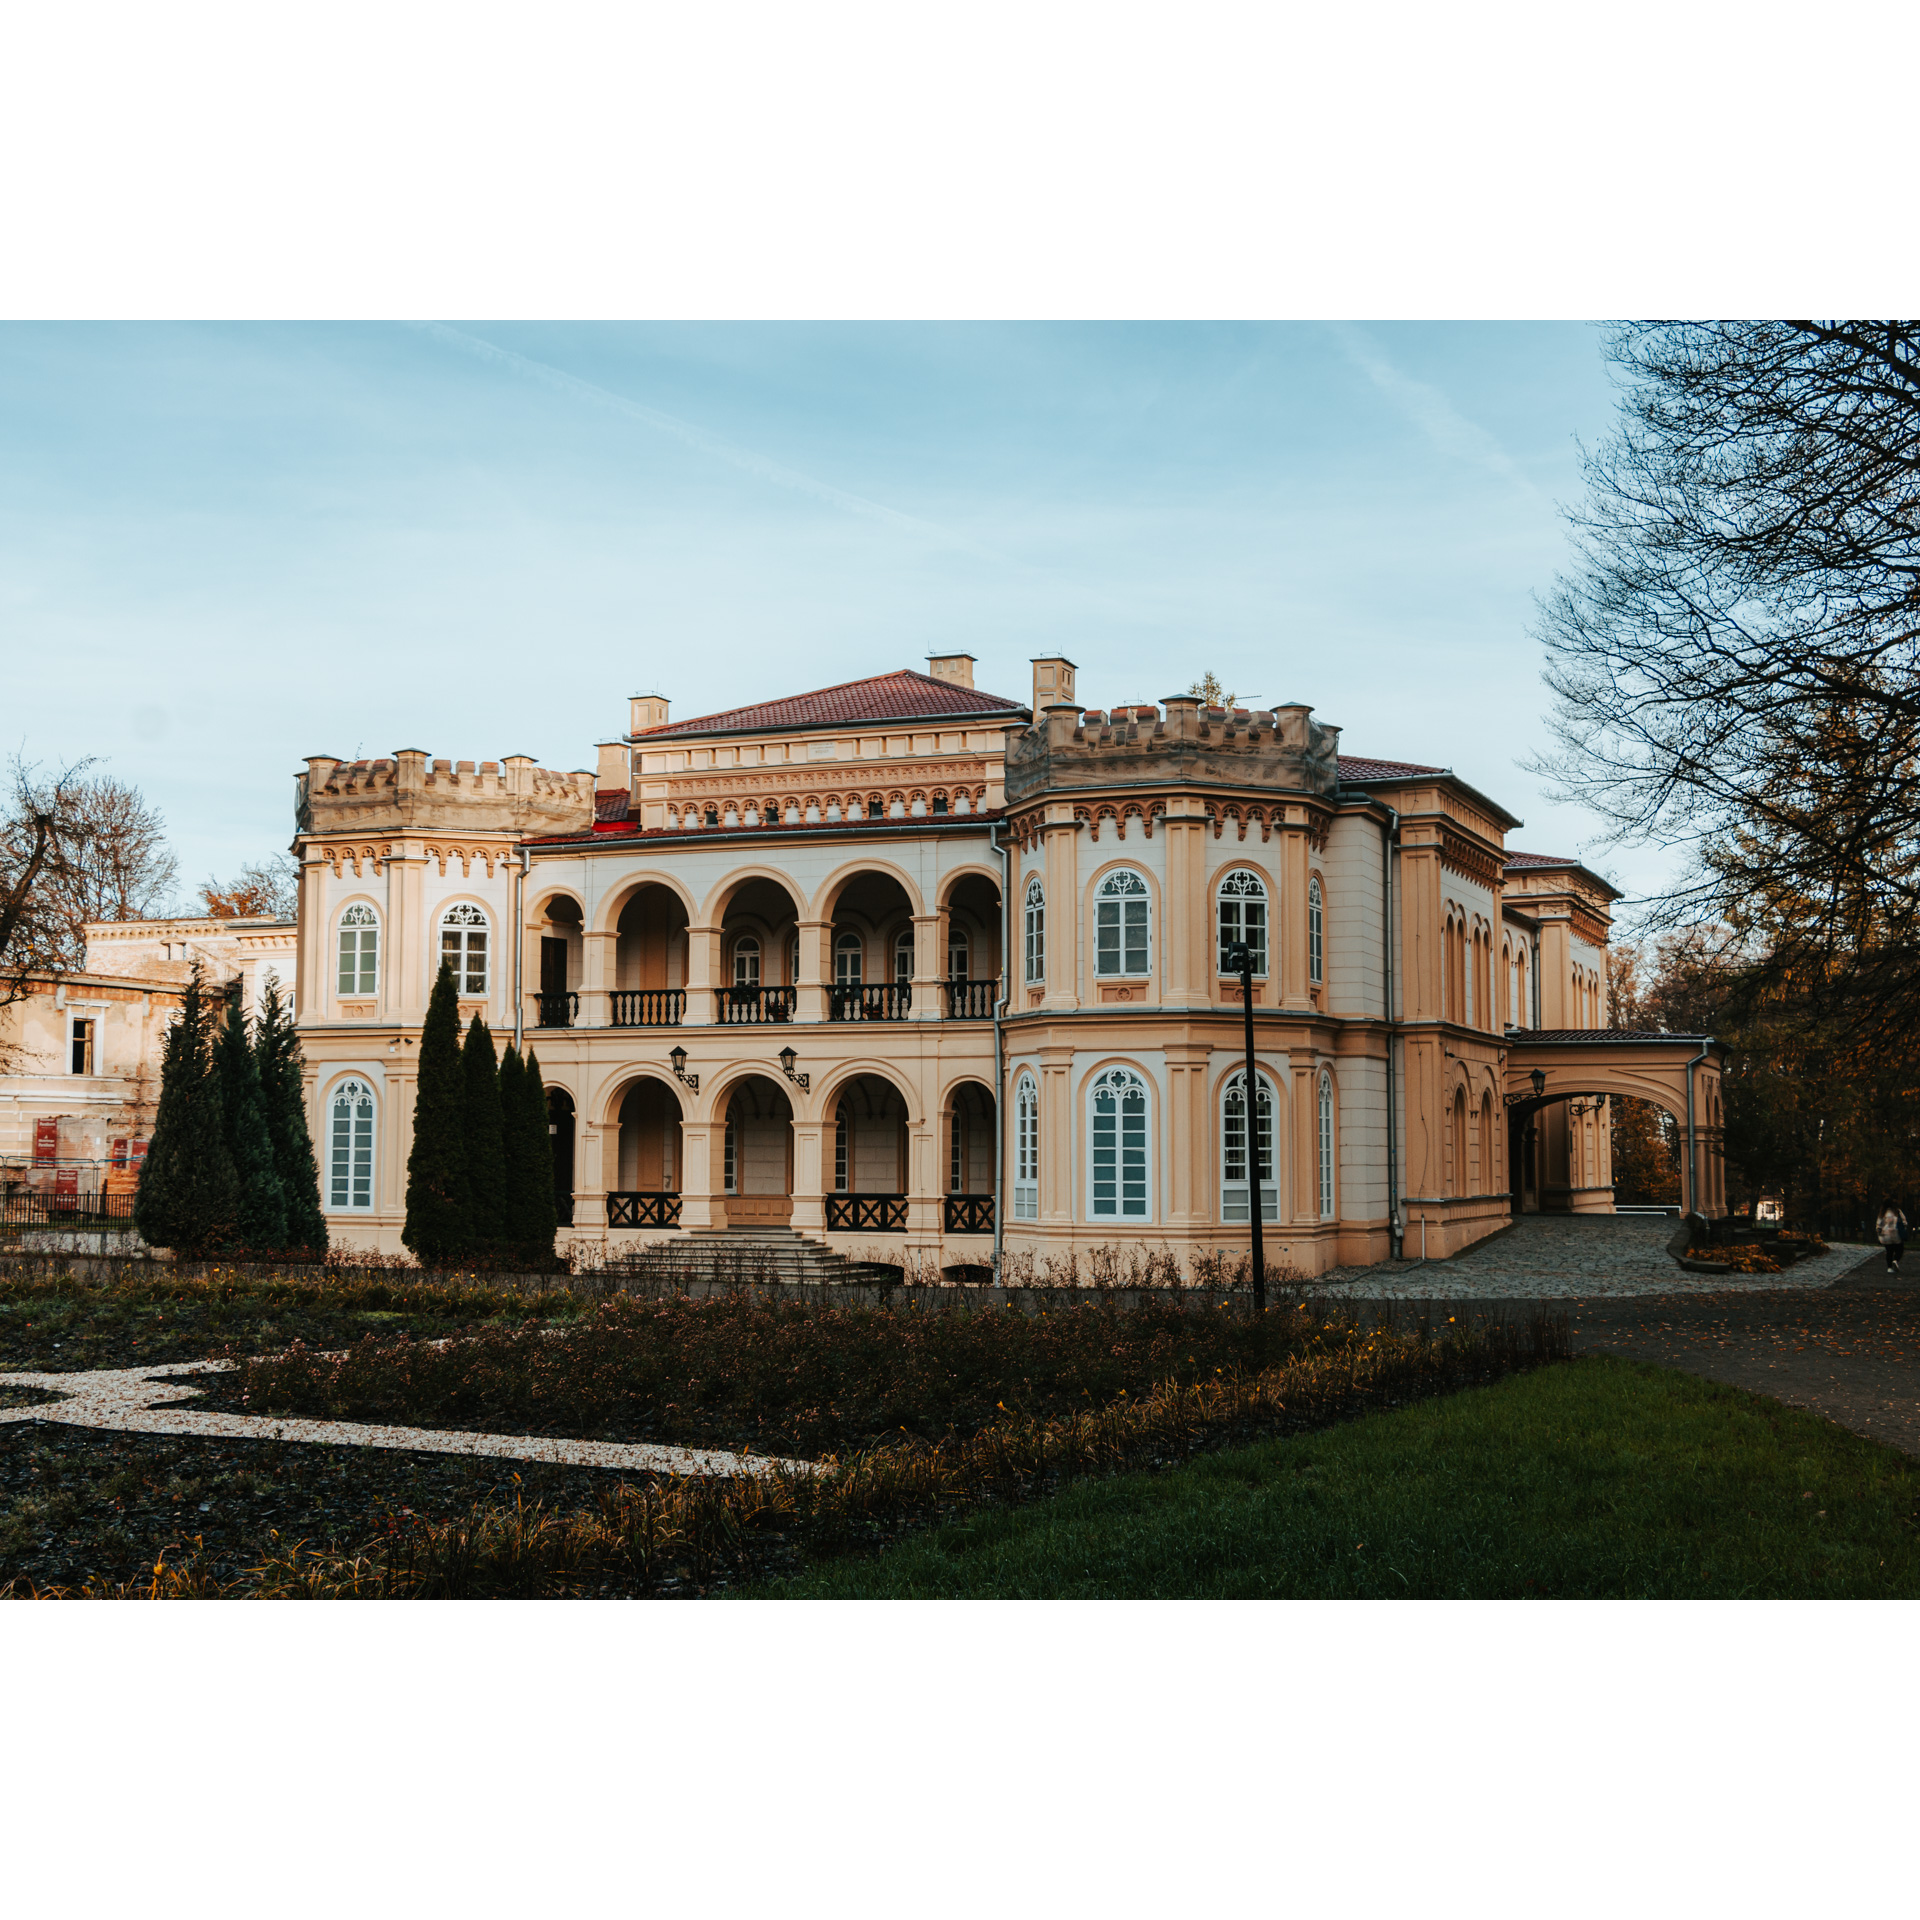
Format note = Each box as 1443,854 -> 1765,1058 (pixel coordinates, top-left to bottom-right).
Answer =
1677,1243 -> 1783,1275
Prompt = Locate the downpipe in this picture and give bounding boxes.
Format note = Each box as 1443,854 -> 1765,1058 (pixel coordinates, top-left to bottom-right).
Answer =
990,819 -> 1009,1280
1379,802 -> 1403,1259
514,844 -> 530,1051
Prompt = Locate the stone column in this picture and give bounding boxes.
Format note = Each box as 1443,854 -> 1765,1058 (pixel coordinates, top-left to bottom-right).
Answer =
906,1114 -> 941,1244
384,1067 -> 414,1234
790,1118 -> 826,1235
577,1117 -> 615,1237
1160,798 -> 1209,1008
794,919 -> 830,1023
685,924 -> 722,1027
1043,810 -> 1080,1009
580,929 -> 615,1029
679,1120 -> 722,1231
1163,1041 -> 1211,1232
1290,1047 -> 1319,1227
911,911 -> 944,1020
1040,1043 -> 1074,1228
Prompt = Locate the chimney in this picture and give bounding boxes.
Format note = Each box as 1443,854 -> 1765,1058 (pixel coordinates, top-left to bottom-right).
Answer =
1031,655 -> 1076,713
629,693 -> 669,735
595,741 -> 631,789
926,652 -> 976,690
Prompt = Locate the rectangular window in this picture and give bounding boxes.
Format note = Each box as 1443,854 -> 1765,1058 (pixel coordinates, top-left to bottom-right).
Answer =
1095,899 -> 1149,976
1091,1089 -> 1148,1217
1217,898 -> 1268,975
1025,904 -> 1044,983
70,1018 -> 95,1075
1222,1084 -> 1278,1223
338,926 -> 377,994
442,927 -> 488,995
330,1100 -> 373,1210
1014,1091 -> 1038,1219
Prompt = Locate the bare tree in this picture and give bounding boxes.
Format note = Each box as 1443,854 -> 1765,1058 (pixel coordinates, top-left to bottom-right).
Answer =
199,854 -> 296,920
1533,321 -> 1920,1034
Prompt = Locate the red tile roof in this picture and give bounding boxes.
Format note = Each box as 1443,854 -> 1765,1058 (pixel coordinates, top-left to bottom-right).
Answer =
634,669 -> 1026,739
1336,756 -> 1445,781
1505,851 -> 1579,868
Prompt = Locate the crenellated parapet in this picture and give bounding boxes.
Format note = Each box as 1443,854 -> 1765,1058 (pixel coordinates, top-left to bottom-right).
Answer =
296,748 -> 595,840
1001,695 -> 1341,807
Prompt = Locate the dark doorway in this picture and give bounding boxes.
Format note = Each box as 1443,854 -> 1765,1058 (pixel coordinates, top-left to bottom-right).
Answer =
541,937 -> 569,998
547,1086 -> 576,1226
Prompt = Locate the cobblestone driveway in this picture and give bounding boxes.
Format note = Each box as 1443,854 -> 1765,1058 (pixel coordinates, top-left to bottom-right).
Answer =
1316,1212 -> 1879,1300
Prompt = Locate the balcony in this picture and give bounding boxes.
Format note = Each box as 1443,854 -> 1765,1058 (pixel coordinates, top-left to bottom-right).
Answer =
535,990 -> 579,1029
829,982 -> 911,1022
607,1191 -> 682,1229
610,989 -> 686,1027
825,1191 -> 907,1232
944,978 -> 998,1019
942,1193 -> 994,1234
719,985 -> 797,1024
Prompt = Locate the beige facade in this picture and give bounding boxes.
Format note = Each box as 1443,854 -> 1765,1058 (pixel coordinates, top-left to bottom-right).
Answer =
289,657 -> 1725,1272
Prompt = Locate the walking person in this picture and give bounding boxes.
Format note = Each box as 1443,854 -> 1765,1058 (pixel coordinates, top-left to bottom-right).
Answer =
1876,1200 -> 1909,1275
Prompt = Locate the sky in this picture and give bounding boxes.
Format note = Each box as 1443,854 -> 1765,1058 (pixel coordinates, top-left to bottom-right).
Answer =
0,321 -> 1651,904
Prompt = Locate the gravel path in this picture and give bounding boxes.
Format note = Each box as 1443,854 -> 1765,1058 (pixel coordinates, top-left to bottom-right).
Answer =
1315,1213 -> 1878,1299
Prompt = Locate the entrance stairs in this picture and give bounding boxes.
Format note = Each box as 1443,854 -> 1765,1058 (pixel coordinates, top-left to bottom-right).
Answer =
606,1226 -> 896,1288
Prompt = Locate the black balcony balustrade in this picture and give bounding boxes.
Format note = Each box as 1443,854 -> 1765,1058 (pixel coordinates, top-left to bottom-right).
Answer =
944,978 -> 999,1019
535,990 -> 579,1028
825,1192 -> 908,1232
942,1193 -> 994,1234
828,982 -> 912,1022
606,1191 -> 683,1229
610,989 -> 686,1028
719,984 -> 797,1025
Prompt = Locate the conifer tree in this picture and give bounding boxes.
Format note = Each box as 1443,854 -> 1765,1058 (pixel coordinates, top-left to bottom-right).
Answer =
404,959 -> 471,1264
502,1043 -> 557,1265
254,976 -> 327,1253
461,1013 -> 508,1250
216,982 -> 288,1250
134,962 -> 241,1255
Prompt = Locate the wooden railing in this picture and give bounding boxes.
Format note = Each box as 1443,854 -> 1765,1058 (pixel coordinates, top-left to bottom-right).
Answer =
942,1193 -> 994,1233
944,978 -> 998,1019
829,983 -> 911,1022
825,1192 -> 908,1232
719,985 -> 797,1024
609,989 -> 685,1027
606,1191 -> 682,1229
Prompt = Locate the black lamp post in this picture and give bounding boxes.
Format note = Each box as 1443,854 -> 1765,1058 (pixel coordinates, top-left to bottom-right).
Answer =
1227,939 -> 1266,1313
669,1045 -> 699,1094
778,1045 -> 809,1092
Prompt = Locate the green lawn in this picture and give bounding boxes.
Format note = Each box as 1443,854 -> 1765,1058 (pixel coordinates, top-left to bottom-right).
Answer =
754,1357 -> 1920,1599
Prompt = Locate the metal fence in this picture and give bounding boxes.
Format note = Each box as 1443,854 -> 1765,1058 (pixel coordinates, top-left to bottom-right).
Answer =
1,1192 -> 139,1229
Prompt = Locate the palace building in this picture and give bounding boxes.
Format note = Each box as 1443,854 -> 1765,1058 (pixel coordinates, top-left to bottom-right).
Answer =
288,655 -> 1728,1274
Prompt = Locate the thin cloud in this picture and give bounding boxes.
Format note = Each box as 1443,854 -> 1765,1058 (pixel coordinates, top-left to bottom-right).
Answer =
1329,323 -> 1540,498
411,321 -> 987,554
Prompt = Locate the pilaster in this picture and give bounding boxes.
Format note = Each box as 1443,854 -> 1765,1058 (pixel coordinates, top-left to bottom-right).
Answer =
795,919 -> 829,1022
580,929 -> 615,1028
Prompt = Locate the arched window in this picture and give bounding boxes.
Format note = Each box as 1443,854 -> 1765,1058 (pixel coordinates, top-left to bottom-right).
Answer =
1451,1086 -> 1468,1195
1013,1074 -> 1039,1220
1094,870 -> 1151,978
947,925 -> 969,980
835,932 -> 864,985
1318,1072 -> 1335,1218
440,903 -> 489,995
1024,876 -> 1045,984
1216,869 -> 1268,977
1308,876 -> 1324,986
894,927 -> 915,983
834,1104 -> 849,1192
1480,1091 -> 1496,1194
1088,1065 -> 1150,1219
1221,1069 -> 1278,1223
327,1078 -> 375,1212
337,904 -> 378,997
732,935 -> 761,987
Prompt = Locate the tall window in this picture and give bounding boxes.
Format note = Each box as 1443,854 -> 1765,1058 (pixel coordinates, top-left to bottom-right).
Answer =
337,904 -> 379,996
834,1105 -> 849,1191
1216,869 -> 1268,976
1221,1069 -> 1277,1223
947,926 -> 969,979
440,904 -> 489,994
1318,1072 -> 1335,1218
1013,1075 -> 1039,1220
69,1017 -> 96,1075
894,928 -> 915,983
328,1078 -> 375,1211
1094,870 -> 1151,978
1089,1065 -> 1150,1219
1024,876 -> 1045,984
1308,877 -> 1324,986
948,1104 -> 965,1191
732,936 -> 760,987
724,1107 -> 737,1193
835,932 -> 864,985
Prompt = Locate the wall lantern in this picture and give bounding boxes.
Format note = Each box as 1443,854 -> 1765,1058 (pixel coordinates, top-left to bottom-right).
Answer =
669,1045 -> 699,1094
778,1046 -> 810,1092
1530,1068 -> 1547,1099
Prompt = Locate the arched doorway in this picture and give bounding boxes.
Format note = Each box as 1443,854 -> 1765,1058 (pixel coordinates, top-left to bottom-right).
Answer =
825,1072 -> 911,1231
611,1078 -> 684,1229
722,1075 -> 795,1225
825,872 -> 917,1021
546,1086 -> 576,1225
613,883 -> 690,1027
944,1080 -> 996,1235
